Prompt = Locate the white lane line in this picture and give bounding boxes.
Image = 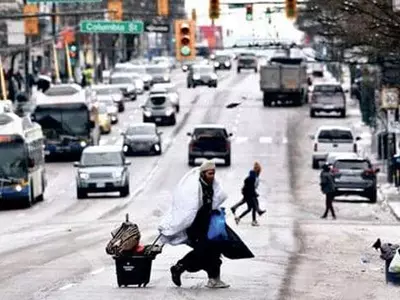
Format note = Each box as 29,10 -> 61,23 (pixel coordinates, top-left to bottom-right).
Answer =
259,136 -> 272,144
128,114 -> 135,120
90,267 -> 105,275
234,136 -> 248,144
282,137 -> 288,144
59,283 -> 75,291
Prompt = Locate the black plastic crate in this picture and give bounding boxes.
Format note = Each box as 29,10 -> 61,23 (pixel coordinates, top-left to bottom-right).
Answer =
114,254 -> 155,287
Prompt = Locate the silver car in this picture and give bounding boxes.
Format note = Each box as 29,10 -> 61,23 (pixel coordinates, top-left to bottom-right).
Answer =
74,145 -> 131,199
150,83 -> 180,112
141,94 -> 176,125
122,123 -> 163,155
92,85 -> 125,112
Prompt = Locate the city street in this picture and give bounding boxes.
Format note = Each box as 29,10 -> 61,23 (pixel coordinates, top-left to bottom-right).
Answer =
0,68 -> 399,300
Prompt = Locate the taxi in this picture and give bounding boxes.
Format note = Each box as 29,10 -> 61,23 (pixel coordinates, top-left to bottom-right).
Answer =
98,104 -> 111,134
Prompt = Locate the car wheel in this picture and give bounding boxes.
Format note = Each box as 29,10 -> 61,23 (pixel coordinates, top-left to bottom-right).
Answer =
367,188 -> 377,203
77,187 -> 87,199
188,156 -> 195,166
310,110 -> 316,118
187,83 -> 191,88
170,115 -> 176,125
225,155 -> 231,166
312,159 -> 319,169
340,109 -> 346,118
254,68 -> 258,73
120,184 -> 130,197
176,105 -> 180,113
237,68 -> 241,73
214,83 -> 218,88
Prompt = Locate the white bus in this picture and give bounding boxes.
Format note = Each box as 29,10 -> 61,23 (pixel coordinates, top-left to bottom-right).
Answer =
0,102 -> 46,207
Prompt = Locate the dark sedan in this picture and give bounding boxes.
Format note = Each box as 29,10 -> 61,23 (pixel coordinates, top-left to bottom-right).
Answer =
146,65 -> 171,84
122,123 -> 163,155
187,65 -> 218,88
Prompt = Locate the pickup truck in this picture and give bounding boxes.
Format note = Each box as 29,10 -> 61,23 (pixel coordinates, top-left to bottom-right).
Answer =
187,124 -> 232,166
310,82 -> 346,118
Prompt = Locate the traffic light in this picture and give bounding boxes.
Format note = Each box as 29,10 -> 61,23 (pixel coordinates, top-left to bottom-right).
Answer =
174,19 -> 196,61
68,43 -> 78,66
108,0 -> 123,21
246,4 -> 253,21
266,7 -> 272,24
209,0 -> 220,20
157,0 -> 169,16
285,0 -> 297,19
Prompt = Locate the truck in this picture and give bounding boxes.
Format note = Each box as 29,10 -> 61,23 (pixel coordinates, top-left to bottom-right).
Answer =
259,57 -> 308,107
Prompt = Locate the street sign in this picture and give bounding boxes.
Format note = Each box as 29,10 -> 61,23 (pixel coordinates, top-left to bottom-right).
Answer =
228,4 -> 245,8
80,20 -> 144,34
144,22 -> 170,33
27,0 -> 101,3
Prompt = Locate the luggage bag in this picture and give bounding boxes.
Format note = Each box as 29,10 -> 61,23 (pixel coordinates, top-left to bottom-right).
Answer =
114,234 -> 163,287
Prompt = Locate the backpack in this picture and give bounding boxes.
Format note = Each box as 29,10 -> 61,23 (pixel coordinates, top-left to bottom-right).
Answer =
106,214 -> 141,256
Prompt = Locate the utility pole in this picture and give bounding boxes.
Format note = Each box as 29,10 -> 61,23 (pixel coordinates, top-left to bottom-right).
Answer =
23,0 -> 30,95
51,3 -> 57,40
92,34 -> 97,84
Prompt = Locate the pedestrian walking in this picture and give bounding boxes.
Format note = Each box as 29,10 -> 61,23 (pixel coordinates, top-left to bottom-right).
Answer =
320,163 -> 336,219
231,161 -> 266,217
233,170 -> 261,226
158,159 -> 254,288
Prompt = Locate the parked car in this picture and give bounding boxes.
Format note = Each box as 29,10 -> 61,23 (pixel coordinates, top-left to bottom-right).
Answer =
187,124 -> 232,166
74,145 -> 131,199
330,154 -> 379,202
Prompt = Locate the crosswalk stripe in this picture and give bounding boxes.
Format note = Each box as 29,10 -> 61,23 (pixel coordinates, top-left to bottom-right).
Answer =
259,136 -> 272,144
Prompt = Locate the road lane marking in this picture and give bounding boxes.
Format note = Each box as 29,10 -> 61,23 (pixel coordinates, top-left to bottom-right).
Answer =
59,283 -> 75,291
234,136 -> 248,144
259,136 -> 272,144
90,267 -> 105,275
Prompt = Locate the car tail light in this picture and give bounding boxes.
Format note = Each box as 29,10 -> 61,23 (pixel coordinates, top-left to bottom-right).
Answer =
189,141 -> 194,151
331,167 -> 340,174
314,143 -> 318,151
363,168 -> 375,176
226,141 -> 231,150
353,143 -> 357,153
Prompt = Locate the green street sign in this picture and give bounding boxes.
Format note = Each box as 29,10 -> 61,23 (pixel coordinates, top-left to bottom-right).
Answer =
27,0 -> 101,3
228,4 -> 245,9
180,46 -> 191,56
80,20 -> 144,34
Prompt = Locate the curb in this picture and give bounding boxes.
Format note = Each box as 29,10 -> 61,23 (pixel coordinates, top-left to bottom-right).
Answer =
378,185 -> 400,221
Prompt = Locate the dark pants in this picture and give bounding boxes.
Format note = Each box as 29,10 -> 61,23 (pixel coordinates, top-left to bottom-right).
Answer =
322,192 -> 336,218
238,197 -> 259,221
178,242 -> 222,278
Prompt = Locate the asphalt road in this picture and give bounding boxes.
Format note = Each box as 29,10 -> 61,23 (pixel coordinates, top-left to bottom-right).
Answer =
0,67 -> 397,300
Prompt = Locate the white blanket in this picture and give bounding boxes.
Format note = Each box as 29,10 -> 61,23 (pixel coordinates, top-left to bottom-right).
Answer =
158,167 -> 227,245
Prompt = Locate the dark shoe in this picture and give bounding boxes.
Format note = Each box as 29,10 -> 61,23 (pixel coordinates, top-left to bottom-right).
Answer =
170,264 -> 184,287
230,207 -> 236,215
258,210 -> 266,216
320,215 -> 327,219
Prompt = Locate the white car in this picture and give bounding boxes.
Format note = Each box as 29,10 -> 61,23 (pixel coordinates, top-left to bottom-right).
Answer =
310,125 -> 361,169
150,83 -> 180,112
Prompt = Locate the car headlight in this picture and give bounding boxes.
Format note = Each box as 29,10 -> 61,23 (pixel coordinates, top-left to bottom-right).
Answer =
144,111 -> 152,117
214,62 -> 220,67
182,65 -> 188,71
154,144 -> 160,152
163,74 -> 170,81
80,141 -> 87,147
127,86 -> 135,92
210,74 -> 217,80
165,108 -> 174,116
193,74 -> 200,80
15,184 -> 22,192
79,173 -> 89,180
224,61 -> 230,66
113,171 -> 122,179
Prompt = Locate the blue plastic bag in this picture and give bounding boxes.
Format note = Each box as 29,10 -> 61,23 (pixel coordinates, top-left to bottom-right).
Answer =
207,208 -> 228,241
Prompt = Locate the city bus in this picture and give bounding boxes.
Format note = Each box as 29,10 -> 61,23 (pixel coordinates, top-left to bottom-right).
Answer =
31,84 -> 99,159
0,101 -> 46,207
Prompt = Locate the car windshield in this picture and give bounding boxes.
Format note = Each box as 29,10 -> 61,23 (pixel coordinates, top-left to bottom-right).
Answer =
149,97 -> 167,105
44,86 -> 80,96
34,107 -> 89,137
193,66 -> 213,74
0,140 -> 27,179
126,126 -> 155,135
314,85 -> 343,93
334,160 -> 370,170
146,67 -> 168,74
110,77 -> 132,84
193,128 -> 227,138
318,129 -> 353,142
81,151 -> 123,167
94,87 -> 121,95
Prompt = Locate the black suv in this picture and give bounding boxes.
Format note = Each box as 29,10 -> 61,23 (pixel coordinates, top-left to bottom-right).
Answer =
187,125 -> 232,166
330,156 -> 380,203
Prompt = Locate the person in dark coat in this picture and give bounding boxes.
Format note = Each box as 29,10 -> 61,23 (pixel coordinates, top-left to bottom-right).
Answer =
234,170 -> 261,226
170,160 -> 230,289
231,162 -> 266,219
320,163 -> 336,219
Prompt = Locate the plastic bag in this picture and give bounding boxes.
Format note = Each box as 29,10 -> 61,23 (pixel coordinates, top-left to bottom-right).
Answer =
207,208 -> 228,241
388,248 -> 400,273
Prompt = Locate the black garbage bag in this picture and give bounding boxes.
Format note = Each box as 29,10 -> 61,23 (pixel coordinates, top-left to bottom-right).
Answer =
219,225 -> 254,260
372,238 -> 400,261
